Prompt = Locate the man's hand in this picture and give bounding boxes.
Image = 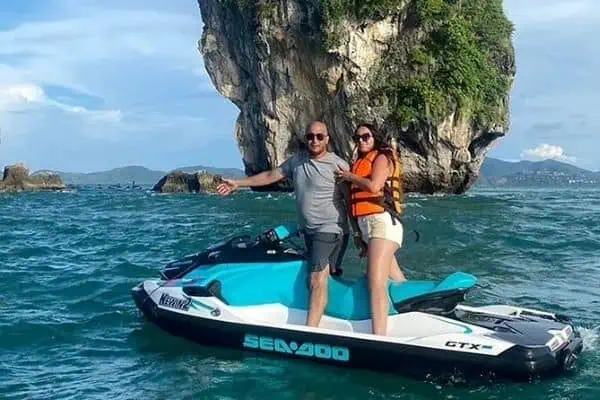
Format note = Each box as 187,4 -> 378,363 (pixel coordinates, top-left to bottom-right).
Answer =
216,179 -> 239,196
334,165 -> 354,183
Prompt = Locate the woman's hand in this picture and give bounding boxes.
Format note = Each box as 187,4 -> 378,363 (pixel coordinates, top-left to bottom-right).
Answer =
334,165 -> 354,182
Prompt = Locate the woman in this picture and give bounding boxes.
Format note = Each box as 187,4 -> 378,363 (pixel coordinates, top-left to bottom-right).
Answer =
334,123 -> 406,336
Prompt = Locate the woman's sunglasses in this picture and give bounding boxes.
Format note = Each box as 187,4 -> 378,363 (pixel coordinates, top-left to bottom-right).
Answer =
352,133 -> 372,143
305,133 -> 327,142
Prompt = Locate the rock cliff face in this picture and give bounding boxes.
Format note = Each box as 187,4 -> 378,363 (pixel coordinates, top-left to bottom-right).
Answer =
198,0 -> 515,194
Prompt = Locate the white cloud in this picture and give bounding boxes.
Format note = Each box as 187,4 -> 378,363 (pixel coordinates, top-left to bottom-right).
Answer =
54,103 -> 122,123
4,84 -> 46,103
0,82 -> 122,126
497,158 -> 522,163
0,6 -> 206,99
0,0 -> 211,149
520,144 -> 576,163
0,83 -> 46,112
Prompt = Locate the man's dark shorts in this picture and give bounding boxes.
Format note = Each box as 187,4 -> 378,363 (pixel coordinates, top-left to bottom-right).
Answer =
303,232 -> 349,275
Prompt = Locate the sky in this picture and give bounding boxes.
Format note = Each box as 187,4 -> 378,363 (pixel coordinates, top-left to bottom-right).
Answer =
0,0 -> 598,173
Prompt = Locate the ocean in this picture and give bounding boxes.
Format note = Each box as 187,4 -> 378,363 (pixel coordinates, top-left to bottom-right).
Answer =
1,187 -> 598,399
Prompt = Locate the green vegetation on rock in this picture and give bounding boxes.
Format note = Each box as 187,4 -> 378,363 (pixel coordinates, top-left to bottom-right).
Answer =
321,0 -> 405,46
321,0 -> 514,129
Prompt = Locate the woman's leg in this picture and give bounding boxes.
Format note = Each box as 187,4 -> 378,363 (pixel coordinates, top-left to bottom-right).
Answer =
367,238 -> 399,335
389,256 -> 406,282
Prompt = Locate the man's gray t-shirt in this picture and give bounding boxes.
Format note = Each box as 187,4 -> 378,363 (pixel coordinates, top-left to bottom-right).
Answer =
280,151 -> 349,235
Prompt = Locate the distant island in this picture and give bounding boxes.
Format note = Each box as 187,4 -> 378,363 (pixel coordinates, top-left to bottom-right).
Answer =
33,165 -> 246,186
30,158 -> 599,188
478,158 -> 599,187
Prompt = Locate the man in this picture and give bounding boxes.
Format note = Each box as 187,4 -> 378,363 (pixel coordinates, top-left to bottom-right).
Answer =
216,121 -> 349,328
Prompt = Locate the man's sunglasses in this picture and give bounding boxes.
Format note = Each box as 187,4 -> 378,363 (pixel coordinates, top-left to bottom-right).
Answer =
353,133 -> 372,142
305,133 -> 327,142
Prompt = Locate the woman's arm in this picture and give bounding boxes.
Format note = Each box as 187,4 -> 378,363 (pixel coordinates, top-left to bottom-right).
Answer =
335,155 -> 392,193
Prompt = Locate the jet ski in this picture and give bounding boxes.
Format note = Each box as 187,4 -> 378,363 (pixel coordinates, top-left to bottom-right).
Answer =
132,225 -> 583,380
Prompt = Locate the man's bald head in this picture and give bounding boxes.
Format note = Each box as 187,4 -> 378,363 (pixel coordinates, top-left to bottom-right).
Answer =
306,121 -> 328,136
305,121 -> 330,158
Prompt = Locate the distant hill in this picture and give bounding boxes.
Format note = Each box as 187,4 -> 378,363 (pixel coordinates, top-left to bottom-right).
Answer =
40,158 -> 598,188
33,165 -> 245,185
33,166 -> 166,185
479,158 -> 599,187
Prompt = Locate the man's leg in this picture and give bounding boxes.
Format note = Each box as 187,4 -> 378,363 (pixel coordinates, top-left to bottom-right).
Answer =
330,233 -> 349,277
307,267 -> 329,327
304,232 -> 339,327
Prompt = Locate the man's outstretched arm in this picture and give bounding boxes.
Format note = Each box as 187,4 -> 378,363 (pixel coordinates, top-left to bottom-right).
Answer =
216,168 -> 285,195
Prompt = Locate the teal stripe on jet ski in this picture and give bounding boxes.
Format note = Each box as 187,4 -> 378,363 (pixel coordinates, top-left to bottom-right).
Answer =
182,262 -> 477,321
430,316 -> 474,334
191,299 -> 217,312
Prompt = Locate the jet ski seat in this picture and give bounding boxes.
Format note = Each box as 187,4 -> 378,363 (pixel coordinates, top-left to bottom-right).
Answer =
183,261 -> 477,321
327,271 -> 477,319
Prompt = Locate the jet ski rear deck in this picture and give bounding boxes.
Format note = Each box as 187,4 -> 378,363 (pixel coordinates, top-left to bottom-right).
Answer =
132,226 -> 583,380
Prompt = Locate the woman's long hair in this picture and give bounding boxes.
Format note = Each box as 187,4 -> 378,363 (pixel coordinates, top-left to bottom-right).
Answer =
353,123 -> 397,163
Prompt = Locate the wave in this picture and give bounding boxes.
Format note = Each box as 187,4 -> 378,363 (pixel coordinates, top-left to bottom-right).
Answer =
580,325 -> 600,352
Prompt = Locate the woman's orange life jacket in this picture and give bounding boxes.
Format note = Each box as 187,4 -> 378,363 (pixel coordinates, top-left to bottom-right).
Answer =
350,150 -> 405,219
350,150 -> 386,217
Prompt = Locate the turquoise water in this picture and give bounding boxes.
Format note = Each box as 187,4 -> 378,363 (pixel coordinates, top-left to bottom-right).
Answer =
1,187 -> 598,399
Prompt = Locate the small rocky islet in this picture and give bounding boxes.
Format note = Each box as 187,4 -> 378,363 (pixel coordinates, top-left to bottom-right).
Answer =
0,164 -> 66,193
152,170 -> 225,193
